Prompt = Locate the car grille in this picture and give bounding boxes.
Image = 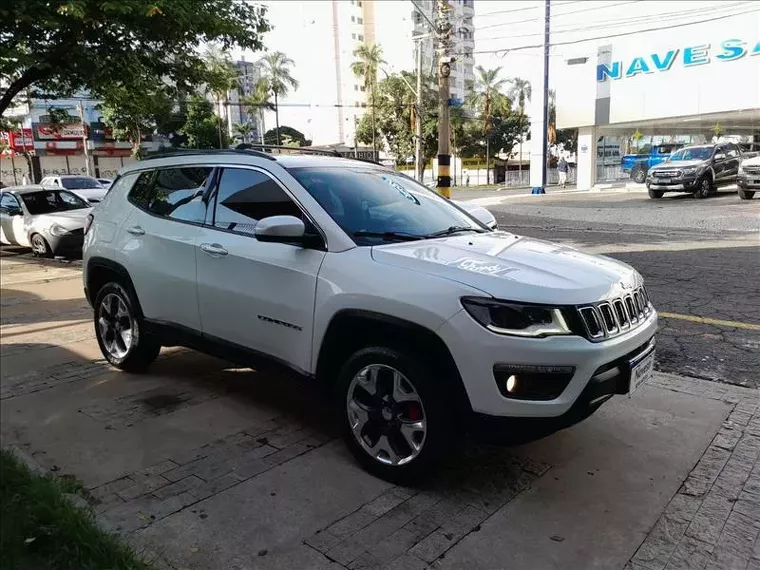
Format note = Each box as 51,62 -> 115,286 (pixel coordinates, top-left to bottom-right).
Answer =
577,287 -> 652,341
743,166 -> 760,175
653,169 -> 682,178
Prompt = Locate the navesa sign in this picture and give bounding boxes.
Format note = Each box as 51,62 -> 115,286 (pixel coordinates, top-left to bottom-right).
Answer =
597,39 -> 759,82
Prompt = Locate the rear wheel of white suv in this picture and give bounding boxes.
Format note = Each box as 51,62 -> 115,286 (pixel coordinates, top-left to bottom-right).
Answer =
337,346 -> 452,483
93,282 -> 161,372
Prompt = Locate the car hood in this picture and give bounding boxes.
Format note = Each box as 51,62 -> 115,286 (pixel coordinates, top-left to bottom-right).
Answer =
31,208 -> 93,230
371,232 -> 640,305
650,160 -> 705,170
741,155 -> 760,166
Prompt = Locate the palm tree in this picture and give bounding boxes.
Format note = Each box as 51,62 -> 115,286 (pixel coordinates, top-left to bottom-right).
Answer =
204,44 -> 238,145
508,77 -> 532,180
257,51 -> 299,146
351,44 -> 385,157
243,78 -> 275,144
233,122 -> 255,144
467,66 -> 508,184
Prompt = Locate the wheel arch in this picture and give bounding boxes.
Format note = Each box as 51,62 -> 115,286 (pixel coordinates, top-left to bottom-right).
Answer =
316,309 -> 473,418
86,257 -> 139,311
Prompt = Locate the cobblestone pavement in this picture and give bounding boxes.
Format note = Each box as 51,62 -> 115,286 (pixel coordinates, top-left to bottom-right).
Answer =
628,375 -> 760,570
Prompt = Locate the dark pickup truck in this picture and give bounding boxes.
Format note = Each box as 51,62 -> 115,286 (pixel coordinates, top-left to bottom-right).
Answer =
621,143 -> 685,183
646,143 -> 745,199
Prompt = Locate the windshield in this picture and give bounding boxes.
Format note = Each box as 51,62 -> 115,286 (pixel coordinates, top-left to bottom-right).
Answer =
59,176 -> 102,189
20,190 -> 90,215
669,147 -> 713,161
289,166 -> 483,244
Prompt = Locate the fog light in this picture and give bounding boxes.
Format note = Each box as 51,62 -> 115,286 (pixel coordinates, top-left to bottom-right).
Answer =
506,375 -> 517,392
493,364 -> 576,401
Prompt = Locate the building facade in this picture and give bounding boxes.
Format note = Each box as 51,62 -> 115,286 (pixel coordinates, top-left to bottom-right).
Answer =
555,11 -> 759,189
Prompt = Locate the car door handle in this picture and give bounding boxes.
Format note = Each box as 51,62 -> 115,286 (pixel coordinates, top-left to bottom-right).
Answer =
200,243 -> 228,256
126,225 -> 145,236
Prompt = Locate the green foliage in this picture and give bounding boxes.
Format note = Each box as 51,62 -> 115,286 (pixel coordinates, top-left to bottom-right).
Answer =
0,449 -> 151,570
100,81 -> 174,157
180,96 -> 227,149
264,126 -> 310,146
257,51 -> 298,145
0,0 -> 270,115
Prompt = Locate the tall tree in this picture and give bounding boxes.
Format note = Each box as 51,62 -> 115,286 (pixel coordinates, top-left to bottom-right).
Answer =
351,44 -> 385,157
257,52 -> 298,146
242,78 -> 274,144
233,122 -> 254,144
0,0 -> 269,117
507,77 -> 532,179
203,44 -> 239,143
100,81 -> 173,158
181,96 -> 227,149
467,66 -> 508,184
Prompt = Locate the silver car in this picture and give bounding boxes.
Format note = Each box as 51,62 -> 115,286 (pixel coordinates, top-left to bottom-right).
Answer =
0,186 -> 93,257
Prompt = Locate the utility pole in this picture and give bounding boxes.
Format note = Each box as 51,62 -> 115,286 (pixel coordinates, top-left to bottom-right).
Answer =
435,0 -> 452,198
78,100 -> 91,177
414,39 -> 424,182
529,0 -> 551,194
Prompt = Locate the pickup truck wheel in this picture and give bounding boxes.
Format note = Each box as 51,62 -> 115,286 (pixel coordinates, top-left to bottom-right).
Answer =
631,165 -> 647,184
694,177 -> 712,199
648,189 -> 664,199
338,346 -> 452,484
738,188 -> 755,200
93,282 -> 161,372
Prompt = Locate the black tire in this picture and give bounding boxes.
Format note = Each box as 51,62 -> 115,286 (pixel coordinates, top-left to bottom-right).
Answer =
30,233 -> 52,258
693,176 -> 712,199
738,188 -> 755,200
631,164 -> 647,184
648,188 -> 664,199
337,346 -> 453,484
93,281 -> 161,372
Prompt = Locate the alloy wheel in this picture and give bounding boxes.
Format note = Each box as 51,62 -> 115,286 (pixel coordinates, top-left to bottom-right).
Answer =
346,364 -> 427,466
31,235 -> 47,255
98,293 -> 134,360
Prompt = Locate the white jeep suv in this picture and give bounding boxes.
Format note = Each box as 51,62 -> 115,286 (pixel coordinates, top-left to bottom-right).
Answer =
83,148 -> 657,482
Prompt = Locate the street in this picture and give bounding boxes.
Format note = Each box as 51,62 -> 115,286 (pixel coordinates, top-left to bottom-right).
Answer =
1,190 -> 758,570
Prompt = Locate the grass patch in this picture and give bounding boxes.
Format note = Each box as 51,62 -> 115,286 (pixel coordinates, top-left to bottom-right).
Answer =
0,449 -> 151,570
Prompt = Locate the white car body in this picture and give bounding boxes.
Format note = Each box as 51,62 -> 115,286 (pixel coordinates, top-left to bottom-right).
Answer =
39,175 -> 108,203
0,186 -> 92,254
452,200 -> 497,230
83,151 -> 656,479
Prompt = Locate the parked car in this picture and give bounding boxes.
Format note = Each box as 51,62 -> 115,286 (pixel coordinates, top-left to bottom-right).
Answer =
0,186 -> 92,257
39,175 -> 108,203
97,178 -> 114,189
646,143 -> 743,199
621,143 -> 684,183
737,154 -> 760,200
83,149 -> 657,482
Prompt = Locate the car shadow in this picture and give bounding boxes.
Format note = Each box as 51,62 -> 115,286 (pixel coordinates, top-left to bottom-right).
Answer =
0,288 -> 90,327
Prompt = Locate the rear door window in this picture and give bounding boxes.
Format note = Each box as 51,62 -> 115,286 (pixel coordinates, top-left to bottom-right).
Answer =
128,167 -> 213,224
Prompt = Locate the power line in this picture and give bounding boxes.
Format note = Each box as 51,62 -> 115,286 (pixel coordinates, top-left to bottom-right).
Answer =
475,1 -> 642,32
471,1 -> 580,18
466,8 -> 759,56
476,2 -> 753,42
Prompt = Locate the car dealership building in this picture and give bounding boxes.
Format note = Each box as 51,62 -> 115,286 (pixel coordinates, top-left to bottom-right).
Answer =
554,10 -> 760,189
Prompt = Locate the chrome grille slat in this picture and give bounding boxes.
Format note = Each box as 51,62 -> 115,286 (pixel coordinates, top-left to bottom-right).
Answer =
577,286 -> 652,341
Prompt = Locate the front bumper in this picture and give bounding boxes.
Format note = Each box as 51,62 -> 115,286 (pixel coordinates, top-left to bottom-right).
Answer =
647,176 -> 699,191
45,231 -> 84,256
738,174 -> 760,189
437,308 -> 658,418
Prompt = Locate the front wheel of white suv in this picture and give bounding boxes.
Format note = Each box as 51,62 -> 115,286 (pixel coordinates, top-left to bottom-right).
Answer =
337,346 -> 452,483
93,282 -> 161,372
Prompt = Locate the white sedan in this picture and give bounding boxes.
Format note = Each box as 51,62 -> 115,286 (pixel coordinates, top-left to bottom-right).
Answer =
0,186 -> 93,257
39,175 -> 108,203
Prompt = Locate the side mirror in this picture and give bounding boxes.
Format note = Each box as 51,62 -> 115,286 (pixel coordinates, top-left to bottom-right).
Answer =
255,215 -> 306,244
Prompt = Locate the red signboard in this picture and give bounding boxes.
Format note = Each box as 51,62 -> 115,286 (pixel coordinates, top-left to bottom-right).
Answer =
34,123 -> 87,141
0,129 -> 34,151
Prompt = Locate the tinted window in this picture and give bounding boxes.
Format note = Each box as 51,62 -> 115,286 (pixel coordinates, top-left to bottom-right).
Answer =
19,190 -> 89,215
60,176 -> 102,189
212,168 -> 302,235
128,167 -> 212,224
290,167 -> 482,244
1,193 -> 21,211
726,145 -> 740,158
669,147 -> 713,161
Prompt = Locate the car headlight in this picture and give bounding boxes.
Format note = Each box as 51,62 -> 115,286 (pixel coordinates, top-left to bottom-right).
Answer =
461,297 -> 573,337
49,223 -> 71,237
681,166 -> 700,175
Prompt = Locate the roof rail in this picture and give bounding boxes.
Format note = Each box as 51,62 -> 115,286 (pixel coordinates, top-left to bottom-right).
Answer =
235,143 -> 342,157
141,148 -> 277,161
